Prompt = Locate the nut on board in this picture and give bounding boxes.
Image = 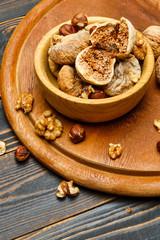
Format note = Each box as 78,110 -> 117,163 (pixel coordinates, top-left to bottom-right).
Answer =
15,91 -> 33,113
109,143 -> 122,159
35,110 -> 63,141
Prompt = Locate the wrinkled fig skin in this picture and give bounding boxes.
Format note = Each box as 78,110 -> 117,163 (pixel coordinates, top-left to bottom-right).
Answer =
104,54 -> 141,96
48,57 -> 61,78
48,30 -> 90,65
57,65 -> 83,97
143,26 -> 160,59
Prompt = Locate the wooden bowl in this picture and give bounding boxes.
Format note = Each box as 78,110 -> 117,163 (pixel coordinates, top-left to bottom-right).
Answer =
34,16 -> 154,123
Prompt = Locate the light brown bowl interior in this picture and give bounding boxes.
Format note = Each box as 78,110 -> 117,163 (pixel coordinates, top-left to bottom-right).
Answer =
34,16 -> 155,122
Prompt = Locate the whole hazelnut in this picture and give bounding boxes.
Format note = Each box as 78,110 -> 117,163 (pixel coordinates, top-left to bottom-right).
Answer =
157,141 -> 160,152
15,145 -> 30,161
69,124 -> 85,143
59,24 -> 76,36
71,13 -> 88,30
90,89 -> 106,99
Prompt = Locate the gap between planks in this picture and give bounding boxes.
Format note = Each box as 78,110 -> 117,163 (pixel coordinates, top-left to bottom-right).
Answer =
15,199 -> 159,240
15,196 -> 117,240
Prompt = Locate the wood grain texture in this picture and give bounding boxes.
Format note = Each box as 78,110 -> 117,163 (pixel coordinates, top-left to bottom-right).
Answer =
0,152 -> 115,240
0,0 -> 160,240
0,101 -> 20,152
0,0 -> 41,22
1,0 -> 160,196
17,199 -> 160,240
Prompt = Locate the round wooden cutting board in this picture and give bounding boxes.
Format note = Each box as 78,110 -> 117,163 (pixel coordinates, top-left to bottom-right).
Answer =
1,0 -> 160,197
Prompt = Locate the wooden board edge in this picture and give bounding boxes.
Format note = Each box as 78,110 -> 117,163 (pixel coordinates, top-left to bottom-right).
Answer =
1,0 -> 160,197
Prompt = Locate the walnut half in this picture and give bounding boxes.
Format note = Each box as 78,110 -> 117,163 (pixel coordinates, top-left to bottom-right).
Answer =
15,91 -> 34,113
56,180 -> 79,198
108,143 -> 122,159
35,110 -> 63,141
132,31 -> 147,60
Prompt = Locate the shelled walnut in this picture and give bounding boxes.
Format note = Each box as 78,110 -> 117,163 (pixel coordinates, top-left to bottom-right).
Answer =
81,85 -> 95,99
15,91 -> 33,113
56,180 -> 79,198
35,110 -> 63,141
108,143 -> 122,159
132,31 -> 147,60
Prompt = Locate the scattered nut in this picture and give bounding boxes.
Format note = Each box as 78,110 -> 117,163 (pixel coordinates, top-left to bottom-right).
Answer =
81,85 -> 95,99
71,13 -> 88,30
15,91 -> 34,113
0,140 -> 6,155
126,207 -> 132,213
69,124 -> 86,143
15,145 -> 30,161
90,88 -> 106,99
109,143 -> 122,159
156,56 -> 160,84
157,141 -> 160,152
56,180 -> 79,198
68,180 -> 79,196
59,24 -> 76,36
132,31 -> 147,60
143,26 -> 160,59
35,110 -> 63,141
56,180 -> 69,198
154,119 -> 160,132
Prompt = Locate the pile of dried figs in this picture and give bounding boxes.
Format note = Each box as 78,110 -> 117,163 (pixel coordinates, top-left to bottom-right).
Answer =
48,13 -> 149,99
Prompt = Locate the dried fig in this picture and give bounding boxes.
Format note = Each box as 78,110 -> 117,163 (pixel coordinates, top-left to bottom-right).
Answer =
48,57 -> 61,78
104,54 -> 141,96
48,29 -> 90,65
90,17 -> 137,58
57,65 -> 83,97
75,46 -> 116,85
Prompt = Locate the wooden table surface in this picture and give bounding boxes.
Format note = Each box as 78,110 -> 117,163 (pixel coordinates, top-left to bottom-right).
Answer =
0,0 -> 160,239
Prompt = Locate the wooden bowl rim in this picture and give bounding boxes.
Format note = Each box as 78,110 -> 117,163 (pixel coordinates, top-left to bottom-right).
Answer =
34,16 -> 155,105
